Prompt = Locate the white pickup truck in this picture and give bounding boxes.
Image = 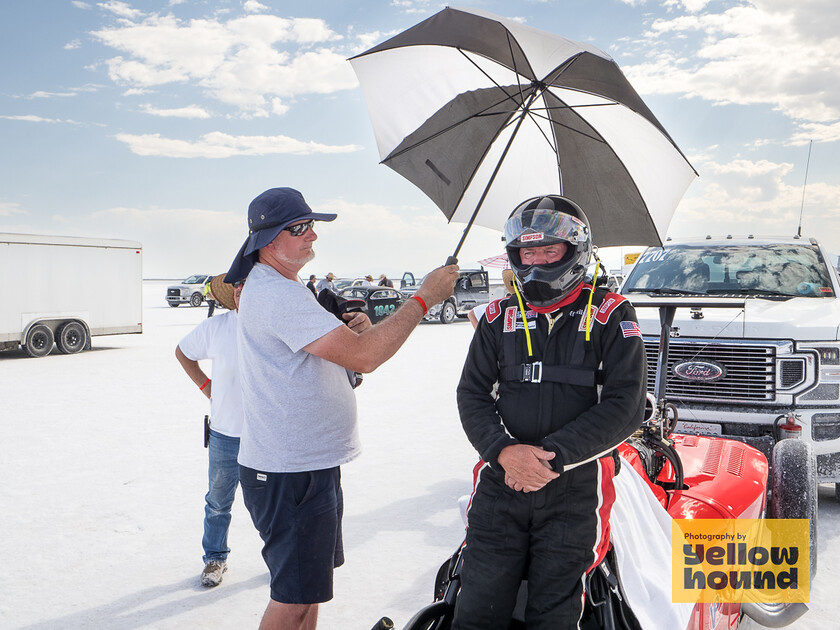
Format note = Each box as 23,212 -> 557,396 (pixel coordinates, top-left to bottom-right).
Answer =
621,236 -> 840,498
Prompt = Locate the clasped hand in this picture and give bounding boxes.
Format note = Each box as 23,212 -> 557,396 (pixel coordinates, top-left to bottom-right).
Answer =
498,444 -> 559,493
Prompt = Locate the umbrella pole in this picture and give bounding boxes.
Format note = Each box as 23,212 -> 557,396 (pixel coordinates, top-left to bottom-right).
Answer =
446,91 -> 541,266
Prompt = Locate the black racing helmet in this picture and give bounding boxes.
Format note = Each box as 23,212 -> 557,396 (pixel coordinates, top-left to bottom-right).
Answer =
504,195 -> 593,307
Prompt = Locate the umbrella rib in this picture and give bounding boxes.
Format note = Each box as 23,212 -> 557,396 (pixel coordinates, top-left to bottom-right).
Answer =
456,47 -> 530,107
450,90 -> 542,259
383,89 -> 528,162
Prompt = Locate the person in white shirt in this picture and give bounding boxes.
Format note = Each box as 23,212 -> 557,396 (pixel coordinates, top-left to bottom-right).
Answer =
175,273 -> 246,588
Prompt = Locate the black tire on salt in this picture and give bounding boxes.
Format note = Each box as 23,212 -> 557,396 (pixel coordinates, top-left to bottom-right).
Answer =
439,301 -> 456,324
190,292 -> 203,307
769,438 -> 818,580
56,321 -> 87,354
24,324 -> 54,358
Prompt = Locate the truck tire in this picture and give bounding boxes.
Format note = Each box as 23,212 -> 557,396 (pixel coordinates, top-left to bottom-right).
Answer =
190,292 -> 203,307
56,321 -> 87,354
24,324 -> 54,358
769,439 -> 818,579
439,301 -> 456,324
169,302 -> 180,308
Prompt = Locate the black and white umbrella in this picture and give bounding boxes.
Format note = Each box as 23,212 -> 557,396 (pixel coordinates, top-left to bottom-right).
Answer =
350,7 -> 697,259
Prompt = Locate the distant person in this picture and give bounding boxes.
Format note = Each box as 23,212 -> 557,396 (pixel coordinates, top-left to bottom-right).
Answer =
378,274 -> 393,288
363,275 -> 374,286
225,186 -> 458,630
316,272 -> 336,295
306,274 -> 318,296
204,276 -> 216,317
175,273 -> 246,588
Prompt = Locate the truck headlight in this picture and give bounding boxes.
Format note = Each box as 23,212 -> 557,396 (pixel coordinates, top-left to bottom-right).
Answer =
797,341 -> 840,402
799,342 -> 840,382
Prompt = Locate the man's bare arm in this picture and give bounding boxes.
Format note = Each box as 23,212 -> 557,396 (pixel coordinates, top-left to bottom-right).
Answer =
175,345 -> 211,399
304,265 -> 458,373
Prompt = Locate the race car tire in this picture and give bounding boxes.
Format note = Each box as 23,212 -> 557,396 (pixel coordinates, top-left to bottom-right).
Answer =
770,438 -> 817,580
439,301 -> 456,324
190,292 -> 203,307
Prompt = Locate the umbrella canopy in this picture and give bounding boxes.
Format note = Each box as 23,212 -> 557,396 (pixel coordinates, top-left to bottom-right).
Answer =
350,7 -> 697,253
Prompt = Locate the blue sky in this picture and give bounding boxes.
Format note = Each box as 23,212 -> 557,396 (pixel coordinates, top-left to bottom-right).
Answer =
2,0 -> 839,279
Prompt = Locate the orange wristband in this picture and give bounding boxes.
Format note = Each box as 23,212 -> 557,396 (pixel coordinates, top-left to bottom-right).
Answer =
410,295 -> 428,315
199,378 -> 210,391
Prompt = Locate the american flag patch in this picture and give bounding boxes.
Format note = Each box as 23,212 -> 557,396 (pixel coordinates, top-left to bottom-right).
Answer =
620,321 -> 642,338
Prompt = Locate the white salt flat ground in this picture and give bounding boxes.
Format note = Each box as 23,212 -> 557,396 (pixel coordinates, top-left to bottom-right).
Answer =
1,280 -> 837,629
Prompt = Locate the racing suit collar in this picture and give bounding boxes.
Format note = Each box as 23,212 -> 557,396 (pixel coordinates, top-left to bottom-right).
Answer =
526,282 -> 586,314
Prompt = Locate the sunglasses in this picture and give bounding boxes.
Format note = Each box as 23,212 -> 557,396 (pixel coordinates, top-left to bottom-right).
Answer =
233,280 -> 245,288
283,219 -> 315,237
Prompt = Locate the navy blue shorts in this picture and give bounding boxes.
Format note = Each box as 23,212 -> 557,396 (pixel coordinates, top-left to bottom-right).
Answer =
239,465 -> 344,604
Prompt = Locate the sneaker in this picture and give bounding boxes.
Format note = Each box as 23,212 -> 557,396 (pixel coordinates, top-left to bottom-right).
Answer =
200,560 -> 227,587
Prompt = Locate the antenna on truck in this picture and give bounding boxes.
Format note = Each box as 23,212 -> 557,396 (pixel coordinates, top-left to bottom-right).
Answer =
796,139 -> 813,239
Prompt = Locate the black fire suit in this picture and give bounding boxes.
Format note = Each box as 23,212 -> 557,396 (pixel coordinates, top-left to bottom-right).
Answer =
452,285 -> 646,630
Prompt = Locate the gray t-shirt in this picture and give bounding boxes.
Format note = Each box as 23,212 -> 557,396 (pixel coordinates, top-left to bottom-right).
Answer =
236,263 -> 361,472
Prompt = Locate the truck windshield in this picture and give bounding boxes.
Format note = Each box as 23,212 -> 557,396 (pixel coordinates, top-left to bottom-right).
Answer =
183,275 -> 205,284
623,244 -> 835,298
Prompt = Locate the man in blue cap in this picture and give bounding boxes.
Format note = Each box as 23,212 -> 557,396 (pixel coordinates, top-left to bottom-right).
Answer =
226,187 -> 458,630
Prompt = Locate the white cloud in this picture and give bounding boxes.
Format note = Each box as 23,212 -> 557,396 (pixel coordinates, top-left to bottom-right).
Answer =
0,114 -> 63,123
790,121 -> 840,145
114,131 -> 362,158
663,0 -> 711,11
27,90 -> 78,99
139,103 -> 212,118
667,154 -> 840,252
65,39 -> 83,50
389,0 -> 438,16
91,12 -> 355,116
72,1 -> 92,9
0,202 -> 28,217
243,0 -> 269,13
621,0 -> 840,137
97,1 -> 144,21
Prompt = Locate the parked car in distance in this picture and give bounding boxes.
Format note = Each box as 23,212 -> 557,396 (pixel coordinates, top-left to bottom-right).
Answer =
400,269 -> 493,323
166,274 -> 211,307
338,286 -> 405,324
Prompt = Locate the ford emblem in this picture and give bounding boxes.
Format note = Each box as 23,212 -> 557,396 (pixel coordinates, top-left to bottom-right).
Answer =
673,360 -> 726,382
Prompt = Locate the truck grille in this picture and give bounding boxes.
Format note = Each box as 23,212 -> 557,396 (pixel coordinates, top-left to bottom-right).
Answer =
644,340 -> 775,402
167,289 -> 180,297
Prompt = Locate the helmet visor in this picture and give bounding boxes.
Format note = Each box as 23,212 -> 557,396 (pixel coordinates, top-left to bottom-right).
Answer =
505,209 -> 588,247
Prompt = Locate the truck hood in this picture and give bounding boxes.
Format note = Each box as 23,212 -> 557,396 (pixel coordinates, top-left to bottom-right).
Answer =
628,295 -> 840,341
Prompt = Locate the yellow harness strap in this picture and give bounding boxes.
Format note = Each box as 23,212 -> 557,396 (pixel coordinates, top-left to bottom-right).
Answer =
585,264 -> 599,342
512,280 -> 533,358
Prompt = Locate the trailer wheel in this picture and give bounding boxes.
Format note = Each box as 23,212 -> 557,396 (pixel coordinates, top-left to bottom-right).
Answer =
56,321 -> 87,354
24,324 -> 54,358
439,301 -> 456,324
770,439 -> 818,579
190,292 -> 203,307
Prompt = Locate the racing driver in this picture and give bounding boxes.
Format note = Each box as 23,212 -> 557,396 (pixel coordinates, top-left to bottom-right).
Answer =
452,195 -> 647,630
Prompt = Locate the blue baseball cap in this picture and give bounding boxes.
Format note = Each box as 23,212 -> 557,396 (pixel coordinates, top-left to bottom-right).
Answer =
226,187 -> 336,283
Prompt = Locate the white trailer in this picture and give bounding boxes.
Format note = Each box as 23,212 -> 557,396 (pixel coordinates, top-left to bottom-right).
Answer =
0,233 -> 143,357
